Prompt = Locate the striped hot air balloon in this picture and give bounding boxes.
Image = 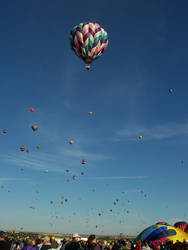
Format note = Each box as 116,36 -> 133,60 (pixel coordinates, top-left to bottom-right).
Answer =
70,22 -> 108,70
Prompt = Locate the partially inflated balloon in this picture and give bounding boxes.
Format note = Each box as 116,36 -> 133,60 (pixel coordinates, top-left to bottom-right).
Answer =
70,22 -> 108,69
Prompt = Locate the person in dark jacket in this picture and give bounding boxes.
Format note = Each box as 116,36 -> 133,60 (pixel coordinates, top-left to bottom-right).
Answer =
0,231 -> 12,250
84,235 -> 100,250
65,233 -> 83,250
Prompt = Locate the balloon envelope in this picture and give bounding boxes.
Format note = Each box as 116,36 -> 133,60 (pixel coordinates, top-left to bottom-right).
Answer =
70,22 -> 108,65
32,125 -> 38,131
136,224 -> 188,244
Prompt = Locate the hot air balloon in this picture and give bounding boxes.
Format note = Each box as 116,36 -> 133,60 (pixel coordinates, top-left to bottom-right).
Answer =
88,112 -> 93,116
135,224 -> 188,244
20,168 -> 24,171
169,89 -> 173,94
30,108 -> 34,112
70,22 -> 108,70
44,169 -> 48,173
69,140 -> 74,144
66,169 -> 70,173
26,149 -> 30,153
139,136 -> 143,140
36,145 -> 40,149
81,172 -> 84,175
65,199 -> 68,203
82,160 -> 86,164
50,201 -> 54,204
3,129 -> 7,134
36,189 -> 39,193
31,125 -> 38,132
20,146 -> 25,152
73,175 -> 76,180
61,201 -> 64,205
174,221 -> 188,232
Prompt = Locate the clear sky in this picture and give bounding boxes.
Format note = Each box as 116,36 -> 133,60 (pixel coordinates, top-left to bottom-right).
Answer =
0,0 -> 188,236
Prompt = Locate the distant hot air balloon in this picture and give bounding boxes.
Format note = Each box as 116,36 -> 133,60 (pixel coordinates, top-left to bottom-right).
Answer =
20,146 -> 25,152
30,108 -> 35,112
66,169 -> 70,173
70,22 -> 108,70
73,175 -> 76,180
36,189 -> 39,193
69,140 -> 74,144
31,125 -> 38,132
61,201 -> 64,205
26,149 -> 30,153
169,88 -> 173,94
82,160 -> 86,164
36,145 -> 40,149
81,172 -> 84,175
50,201 -> 54,204
44,169 -> 48,173
20,168 -> 24,171
139,136 -> 143,140
65,199 -> 68,203
3,129 -> 7,134
88,112 -> 93,116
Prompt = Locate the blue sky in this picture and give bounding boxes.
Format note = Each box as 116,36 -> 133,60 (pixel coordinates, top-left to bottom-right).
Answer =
0,0 -> 188,235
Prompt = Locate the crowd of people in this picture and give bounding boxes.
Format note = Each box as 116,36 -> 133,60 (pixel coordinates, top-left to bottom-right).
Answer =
0,230 -> 188,250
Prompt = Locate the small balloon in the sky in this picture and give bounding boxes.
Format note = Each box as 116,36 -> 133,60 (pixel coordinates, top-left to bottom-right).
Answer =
113,202 -> 116,205
8,190 -> 10,192
139,136 -> 143,140
44,169 -> 48,173
69,140 -> 74,145
81,172 -> 84,175
50,201 -> 54,204
181,160 -> 184,164
20,168 -> 24,171
92,188 -> 96,192
20,146 -> 25,152
169,88 -> 173,94
116,199 -> 119,202
61,201 -> 64,205
98,213 -> 101,216
36,189 -> 39,193
128,200 -> 130,203
66,179 -> 70,182
109,209 -> 112,212
73,175 -> 76,180
82,160 -> 86,164
88,112 -> 93,116
31,124 -> 38,132
65,199 -> 68,203
26,149 -> 30,153
30,108 -> 35,112
36,145 -> 40,149
3,129 -> 7,134
66,169 -> 70,173
144,194 -> 147,198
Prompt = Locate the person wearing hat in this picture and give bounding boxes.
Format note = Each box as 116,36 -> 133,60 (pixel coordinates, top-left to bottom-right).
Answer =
0,230 -> 12,250
40,236 -> 51,250
65,233 -> 83,250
